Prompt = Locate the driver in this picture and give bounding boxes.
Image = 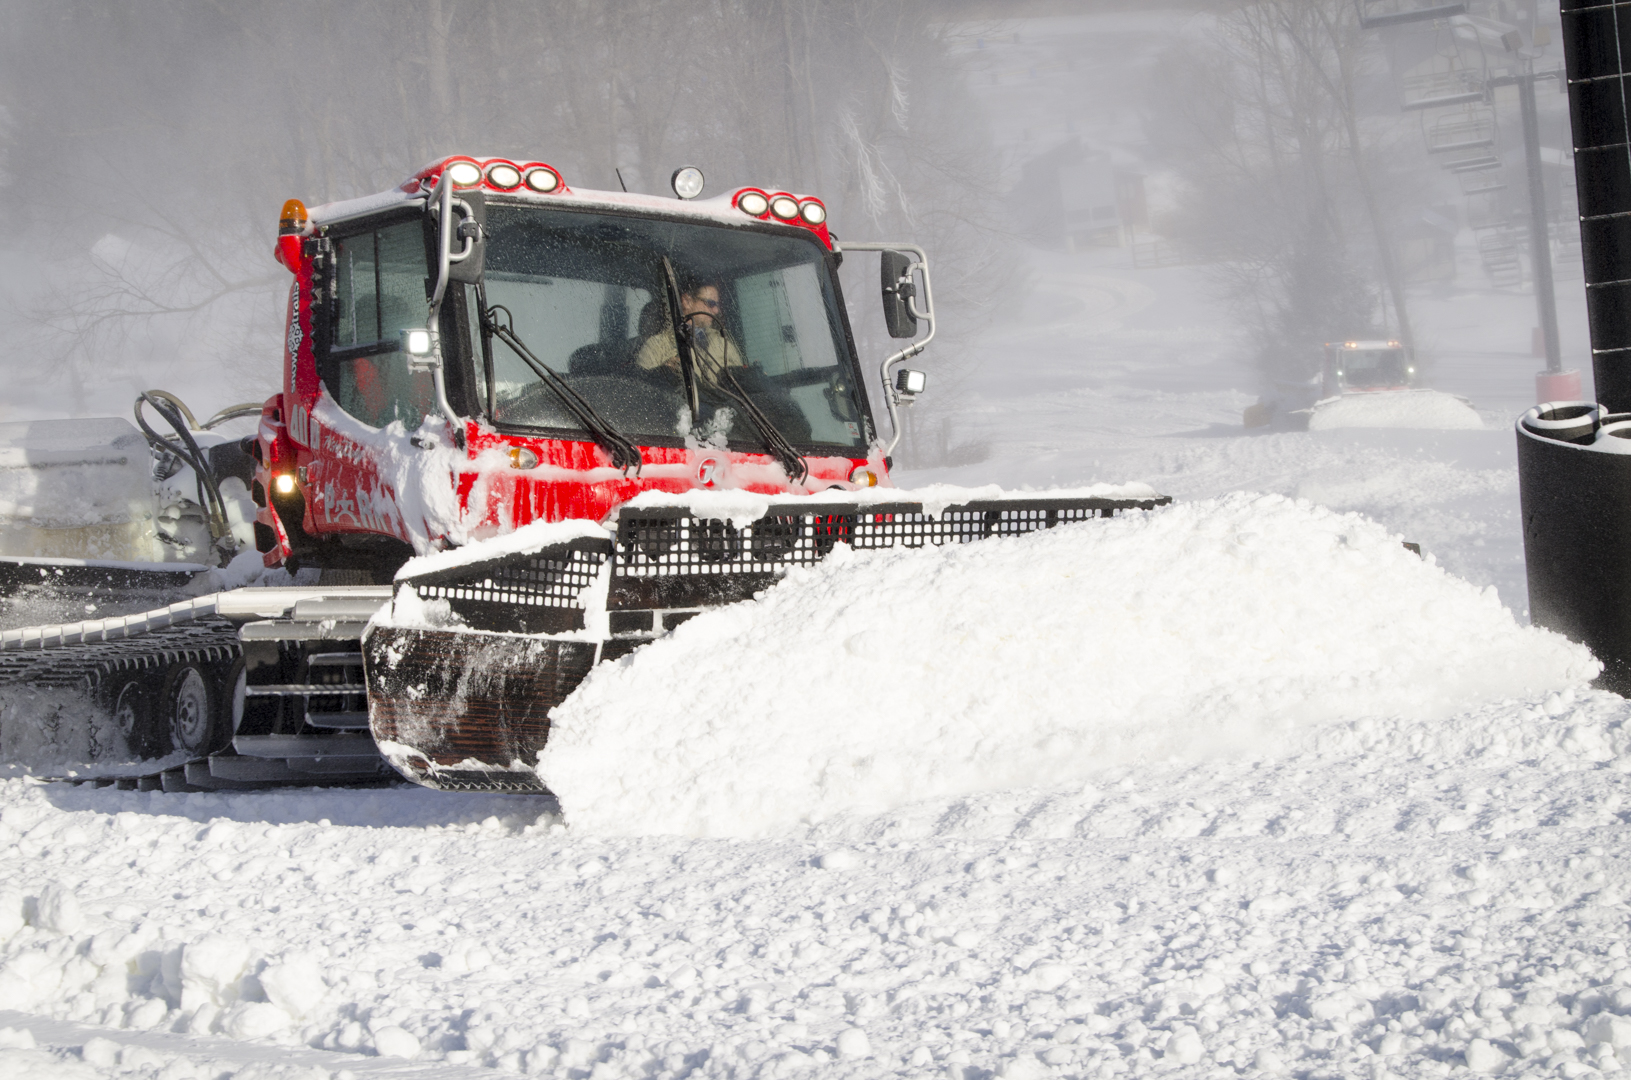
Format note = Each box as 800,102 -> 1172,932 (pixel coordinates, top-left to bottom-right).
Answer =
636,279 -> 744,384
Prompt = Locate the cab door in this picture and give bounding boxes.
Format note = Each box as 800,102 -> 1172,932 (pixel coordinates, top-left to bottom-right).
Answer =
308,214 -> 438,540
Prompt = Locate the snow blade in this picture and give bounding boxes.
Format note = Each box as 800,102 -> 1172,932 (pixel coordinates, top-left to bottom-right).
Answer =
365,627 -> 594,792
365,492 -> 1169,793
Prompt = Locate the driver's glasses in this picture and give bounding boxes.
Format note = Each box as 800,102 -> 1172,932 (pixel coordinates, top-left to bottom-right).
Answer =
697,298 -> 722,310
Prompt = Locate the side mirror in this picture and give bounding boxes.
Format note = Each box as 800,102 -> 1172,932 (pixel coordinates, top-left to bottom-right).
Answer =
446,190 -> 486,284
880,250 -> 918,338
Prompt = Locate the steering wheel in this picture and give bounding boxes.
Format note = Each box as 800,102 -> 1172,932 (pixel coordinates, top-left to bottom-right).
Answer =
824,370 -> 858,422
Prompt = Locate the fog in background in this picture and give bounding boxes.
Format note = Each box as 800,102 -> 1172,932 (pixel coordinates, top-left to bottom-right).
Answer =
0,0 -> 1581,446
1146,0 -> 1573,389
0,0 -> 1012,422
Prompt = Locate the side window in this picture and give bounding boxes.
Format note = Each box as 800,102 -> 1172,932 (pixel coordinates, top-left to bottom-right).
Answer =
333,232 -> 378,346
327,219 -> 432,430
377,224 -> 428,341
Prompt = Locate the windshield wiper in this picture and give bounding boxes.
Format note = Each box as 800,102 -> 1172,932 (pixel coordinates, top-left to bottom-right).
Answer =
660,256 -> 701,420
693,341 -> 809,484
480,302 -> 642,473
660,257 -> 808,483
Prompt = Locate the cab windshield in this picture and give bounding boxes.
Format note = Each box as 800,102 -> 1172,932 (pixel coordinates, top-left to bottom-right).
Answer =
467,204 -> 869,453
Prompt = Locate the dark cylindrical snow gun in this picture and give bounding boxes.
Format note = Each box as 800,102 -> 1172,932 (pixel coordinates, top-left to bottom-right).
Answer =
1519,4 -> 1631,692
1517,404 -> 1631,691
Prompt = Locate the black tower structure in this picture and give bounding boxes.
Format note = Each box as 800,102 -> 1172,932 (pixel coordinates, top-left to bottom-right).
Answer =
1515,2 -> 1631,692
1562,0 -> 1631,410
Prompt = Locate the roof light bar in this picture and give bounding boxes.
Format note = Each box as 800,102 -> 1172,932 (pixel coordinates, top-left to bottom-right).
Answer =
524,166 -> 561,193
486,162 -> 522,189
732,188 -> 831,245
445,160 -> 483,187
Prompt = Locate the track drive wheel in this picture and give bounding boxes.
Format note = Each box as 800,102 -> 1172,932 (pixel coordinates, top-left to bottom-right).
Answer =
106,670 -> 163,759
164,663 -> 225,757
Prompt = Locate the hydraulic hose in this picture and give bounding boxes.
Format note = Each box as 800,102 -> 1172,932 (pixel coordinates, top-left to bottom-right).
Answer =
133,391 -> 236,564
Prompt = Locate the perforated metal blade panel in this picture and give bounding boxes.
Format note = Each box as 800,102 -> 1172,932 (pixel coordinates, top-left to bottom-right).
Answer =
609,496 -> 1170,610
394,538 -> 613,633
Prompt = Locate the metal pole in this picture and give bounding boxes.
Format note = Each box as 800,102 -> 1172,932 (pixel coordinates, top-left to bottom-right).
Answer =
1518,72 -> 1563,374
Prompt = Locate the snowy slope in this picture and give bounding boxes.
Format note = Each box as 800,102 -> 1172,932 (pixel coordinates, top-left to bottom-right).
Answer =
0,491 -> 1616,1078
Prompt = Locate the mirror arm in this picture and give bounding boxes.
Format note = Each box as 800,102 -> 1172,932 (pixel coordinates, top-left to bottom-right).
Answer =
833,241 -> 936,456
421,171 -> 473,448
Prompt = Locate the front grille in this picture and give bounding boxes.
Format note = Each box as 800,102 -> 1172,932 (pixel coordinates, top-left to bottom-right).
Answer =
396,539 -> 612,633
302,652 -> 368,729
609,496 -> 1166,609
392,496 -> 1169,625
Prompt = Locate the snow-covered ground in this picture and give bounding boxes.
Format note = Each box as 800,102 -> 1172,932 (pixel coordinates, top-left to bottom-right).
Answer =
4,9 -> 1623,1080
2,244 -> 1621,1079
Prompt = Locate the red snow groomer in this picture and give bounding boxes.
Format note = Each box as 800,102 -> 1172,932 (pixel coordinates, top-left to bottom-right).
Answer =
257,157 -> 907,576
0,155 -> 1166,794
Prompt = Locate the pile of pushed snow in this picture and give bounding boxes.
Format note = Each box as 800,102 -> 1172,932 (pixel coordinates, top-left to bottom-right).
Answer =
539,492 -> 1596,837
1308,389 -> 1483,430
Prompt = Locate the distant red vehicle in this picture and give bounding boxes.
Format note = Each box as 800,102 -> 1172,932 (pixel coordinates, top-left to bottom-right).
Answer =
1244,339 -> 1418,429
1320,339 -> 1416,398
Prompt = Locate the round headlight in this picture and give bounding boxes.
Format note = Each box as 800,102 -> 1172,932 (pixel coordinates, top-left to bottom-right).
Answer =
446,161 -> 482,187
486,163 -> 521,189
525,167 -> 561,193
848,466 -> 878,488
737,191 -> 769,216
770,195 -> 799,220
671,166 -> 706,200
799,201 -> 826,225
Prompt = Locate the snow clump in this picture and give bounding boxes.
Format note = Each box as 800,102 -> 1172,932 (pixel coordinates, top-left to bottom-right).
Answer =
540,492 -> 1595,837
1308,389 -> 1484,430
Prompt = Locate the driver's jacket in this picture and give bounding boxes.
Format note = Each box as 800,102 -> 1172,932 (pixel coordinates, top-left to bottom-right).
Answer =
635,327 -> 745,385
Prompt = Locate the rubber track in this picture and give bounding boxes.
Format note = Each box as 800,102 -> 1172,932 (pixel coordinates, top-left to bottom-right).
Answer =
0,603 -> 391,792
0,616 -> 242,690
